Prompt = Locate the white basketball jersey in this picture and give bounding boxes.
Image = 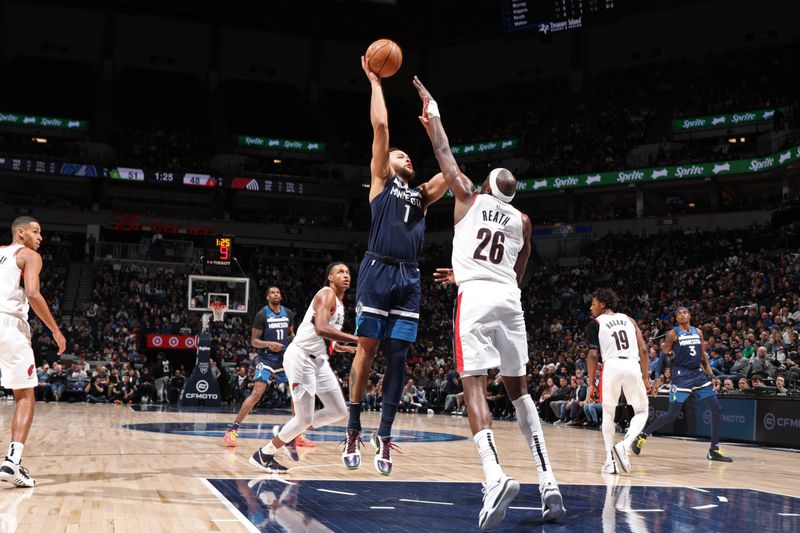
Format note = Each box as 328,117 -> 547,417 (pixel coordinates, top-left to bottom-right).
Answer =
595,313 -> 639,360
452,194 -> 524,286
291,286 -> 345,358
0,244 -> 28,320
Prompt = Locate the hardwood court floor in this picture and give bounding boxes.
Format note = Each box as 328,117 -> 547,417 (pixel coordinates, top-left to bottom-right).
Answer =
0,402 -> 798,532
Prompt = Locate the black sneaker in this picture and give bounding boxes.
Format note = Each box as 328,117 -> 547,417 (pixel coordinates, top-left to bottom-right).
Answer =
630,433 -> 647,456
707,447 -> 733,462
248,450 -> 288,473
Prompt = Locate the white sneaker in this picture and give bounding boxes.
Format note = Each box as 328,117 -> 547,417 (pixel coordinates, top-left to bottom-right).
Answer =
0,459 -> 35,488
612,441 -> 631,473
479,474 -> 520,531
601,459 -> 619,475
540,481 -> 566,523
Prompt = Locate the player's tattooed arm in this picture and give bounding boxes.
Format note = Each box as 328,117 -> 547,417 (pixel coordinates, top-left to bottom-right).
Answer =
698,329 -> 713,376
364,55 -> 393,201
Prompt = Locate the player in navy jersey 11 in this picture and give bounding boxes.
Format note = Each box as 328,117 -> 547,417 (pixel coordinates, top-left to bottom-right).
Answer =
224,286 -> 295,447
343,55 -> 449,476
632,307 -> 733,462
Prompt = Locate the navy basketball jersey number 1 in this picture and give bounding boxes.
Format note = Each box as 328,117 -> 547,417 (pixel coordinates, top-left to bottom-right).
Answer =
672,326 -> 702,369
260,306 -> 291,353
368,176 -> 425,261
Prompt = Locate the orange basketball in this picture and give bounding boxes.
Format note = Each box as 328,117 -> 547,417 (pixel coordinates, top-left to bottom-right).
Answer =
365,39 -> 403,78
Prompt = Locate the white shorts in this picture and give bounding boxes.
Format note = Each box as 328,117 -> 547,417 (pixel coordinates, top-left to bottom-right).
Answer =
599,357 -> 648,412
283,343 -> 340,399
0,316 -> 35,390
454,280 -> 528,377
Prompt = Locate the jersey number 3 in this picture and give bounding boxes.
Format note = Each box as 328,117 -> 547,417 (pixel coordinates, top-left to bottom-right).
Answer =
473,228 -> 505,264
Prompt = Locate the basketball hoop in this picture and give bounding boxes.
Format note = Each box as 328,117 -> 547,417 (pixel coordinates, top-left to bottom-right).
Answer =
210,302 -> 228,322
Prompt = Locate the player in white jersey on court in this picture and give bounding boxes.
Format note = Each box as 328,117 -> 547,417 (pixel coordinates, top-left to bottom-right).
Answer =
584,288 -> 652,474
414,77 -> 565,530
249,262 -> 358,473
0,216 -> 66,487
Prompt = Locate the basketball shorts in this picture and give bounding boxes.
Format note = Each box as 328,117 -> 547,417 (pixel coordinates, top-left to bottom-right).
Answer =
253,352 -> 288,385
670,367 -> 714,403
355,253 -> 420,343
283,344 -> 340,399
599,357 -> 649,412
454,280 -> 528,377
0,316 -> 35,390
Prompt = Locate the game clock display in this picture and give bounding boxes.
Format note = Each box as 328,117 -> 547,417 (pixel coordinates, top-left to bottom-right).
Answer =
206,235 -> 234,268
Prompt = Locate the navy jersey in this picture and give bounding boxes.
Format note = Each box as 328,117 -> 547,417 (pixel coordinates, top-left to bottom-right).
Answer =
253,305 -> 294,357
672,326 -> 702,370
367,176 -> 425,261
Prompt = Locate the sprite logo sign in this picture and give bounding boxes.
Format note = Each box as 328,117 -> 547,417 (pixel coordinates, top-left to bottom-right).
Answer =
0,112 -> 87,131
237,135 -> 325,153
516,144 -> 800,193
452,138 -> 519,156
673,107 -> 787,131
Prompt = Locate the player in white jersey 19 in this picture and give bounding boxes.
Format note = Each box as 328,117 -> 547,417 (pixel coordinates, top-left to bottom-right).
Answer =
0,216 -> 66,488
584,289 -> 652,475
414,76 -> 565,530
249,262 -> 358,473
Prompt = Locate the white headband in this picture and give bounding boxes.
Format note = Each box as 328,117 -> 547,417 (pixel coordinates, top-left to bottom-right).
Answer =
489,168 -> 515,203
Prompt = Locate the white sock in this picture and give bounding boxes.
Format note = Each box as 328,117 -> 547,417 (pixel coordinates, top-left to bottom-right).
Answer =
622,410 -> 648,450
601,405 -> 616,458
6,442 -> 23,465
512,395 -> 556,487
473,429 -> 503,484
260,441 -> 278,456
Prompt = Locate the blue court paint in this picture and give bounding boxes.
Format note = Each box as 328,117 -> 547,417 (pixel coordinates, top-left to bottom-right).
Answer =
131,404 -> 292,415
120,423 -> 468,443
206,479 -> 799,532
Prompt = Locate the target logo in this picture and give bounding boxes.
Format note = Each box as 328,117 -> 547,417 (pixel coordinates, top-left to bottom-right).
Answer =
168,336 -> 179,348
763,412 -> 776,431
152,336 -> 163,347
185,337 -> 196,348
196,380 -> 209,393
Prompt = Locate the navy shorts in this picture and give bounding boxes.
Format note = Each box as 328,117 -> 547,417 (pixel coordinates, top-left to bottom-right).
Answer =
355,253 -> 420,343
669,367 -> 714,403
254,353 -> 288,384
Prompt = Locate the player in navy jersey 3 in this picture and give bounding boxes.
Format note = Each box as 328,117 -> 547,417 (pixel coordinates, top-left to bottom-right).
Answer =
412,76 -> 565,529
224,287 -> 296,447
632,307 -> 733,462
342,55 -> 448,475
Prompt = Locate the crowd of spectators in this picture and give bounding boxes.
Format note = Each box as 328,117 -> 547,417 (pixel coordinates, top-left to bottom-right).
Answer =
6,217 -> 798,444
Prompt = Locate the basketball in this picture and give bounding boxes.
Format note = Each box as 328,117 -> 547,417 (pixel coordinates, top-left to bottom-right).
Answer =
365,38 -> 403,78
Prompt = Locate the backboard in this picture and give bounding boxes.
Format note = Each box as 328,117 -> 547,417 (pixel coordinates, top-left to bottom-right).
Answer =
188,275 -> 250,314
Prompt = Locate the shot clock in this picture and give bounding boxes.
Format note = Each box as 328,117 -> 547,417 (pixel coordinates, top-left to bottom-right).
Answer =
206,234 -> 235,270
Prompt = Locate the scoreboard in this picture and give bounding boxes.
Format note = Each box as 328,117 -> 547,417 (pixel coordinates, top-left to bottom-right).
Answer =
502,0 -> 619,33
205,234 -> 234,269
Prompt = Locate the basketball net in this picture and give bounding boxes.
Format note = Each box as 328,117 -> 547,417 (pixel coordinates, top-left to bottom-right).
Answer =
210,302 -> 227,323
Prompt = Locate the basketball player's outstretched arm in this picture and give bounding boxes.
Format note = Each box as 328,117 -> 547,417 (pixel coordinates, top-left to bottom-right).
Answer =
363,56 -> 393,202
17,249 -> 65,354
412,76 -> 475,224
312,290 -> 358,345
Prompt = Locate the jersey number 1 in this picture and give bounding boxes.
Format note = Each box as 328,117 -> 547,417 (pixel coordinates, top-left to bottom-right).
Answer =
473,228 -> 505,264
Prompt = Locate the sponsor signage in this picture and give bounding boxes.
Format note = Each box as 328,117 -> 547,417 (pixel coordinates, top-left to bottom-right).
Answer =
756,399 -> 800,446
451,138 -> 519,156
146,334 -> 198,350
0,112 -> 87,131
690,397 -> 756,441
237,135 -> 326,153
673,107 -> 788,131
112,213 -> 214,235
180,333 -> 221,406
516,144 -> 800,193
